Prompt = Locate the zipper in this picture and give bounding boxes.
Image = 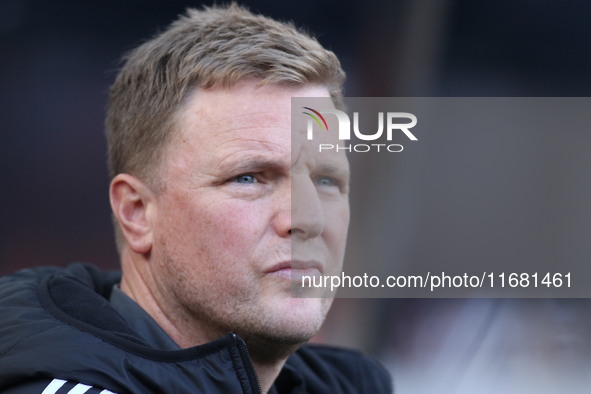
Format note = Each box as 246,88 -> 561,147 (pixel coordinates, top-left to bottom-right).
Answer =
233,333 -> 263,394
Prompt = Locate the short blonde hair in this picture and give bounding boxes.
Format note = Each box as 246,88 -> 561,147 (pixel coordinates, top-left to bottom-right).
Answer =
105,3 -> 345,183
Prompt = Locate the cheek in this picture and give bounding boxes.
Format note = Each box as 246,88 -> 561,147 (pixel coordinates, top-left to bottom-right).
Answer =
159,194 -> 271,259
324,200 -> 350,238
204,200 -> 270,244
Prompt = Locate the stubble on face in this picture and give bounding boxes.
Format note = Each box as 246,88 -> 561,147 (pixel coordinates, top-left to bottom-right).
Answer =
147,81 -> 349,360
155,227 -> 335,354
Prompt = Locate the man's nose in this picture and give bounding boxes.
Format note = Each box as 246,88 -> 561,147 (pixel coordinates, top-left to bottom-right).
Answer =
275,176 -> 324,239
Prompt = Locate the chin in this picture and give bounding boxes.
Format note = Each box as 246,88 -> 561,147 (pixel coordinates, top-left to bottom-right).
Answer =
246,297 -> 331,346
239,322 -> 319,364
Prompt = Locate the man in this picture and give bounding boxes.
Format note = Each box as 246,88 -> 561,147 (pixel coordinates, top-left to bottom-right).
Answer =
0,4 -> 391,393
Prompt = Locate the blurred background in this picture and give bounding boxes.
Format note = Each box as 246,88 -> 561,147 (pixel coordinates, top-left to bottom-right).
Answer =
2,0 -> 591,392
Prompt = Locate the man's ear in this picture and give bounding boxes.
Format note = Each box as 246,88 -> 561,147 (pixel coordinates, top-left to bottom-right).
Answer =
109,174 -> 156,255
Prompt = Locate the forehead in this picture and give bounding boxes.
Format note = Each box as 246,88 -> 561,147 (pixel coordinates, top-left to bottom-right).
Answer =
169,82 -> 343,163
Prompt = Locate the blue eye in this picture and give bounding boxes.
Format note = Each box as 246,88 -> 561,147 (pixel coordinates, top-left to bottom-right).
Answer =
235,174 -> 257,184
316,177 -> 337,187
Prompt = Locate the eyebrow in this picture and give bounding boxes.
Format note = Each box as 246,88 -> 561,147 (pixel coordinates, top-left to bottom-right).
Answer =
219,156 -> 288,174
314,164 -> 350,181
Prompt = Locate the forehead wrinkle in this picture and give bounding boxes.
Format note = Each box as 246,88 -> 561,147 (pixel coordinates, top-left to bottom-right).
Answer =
208,123 -> 288,135
211,129 -> 289,155
218,145 -> 290,172
215,135 -> 288,149
192,108 -> 289,132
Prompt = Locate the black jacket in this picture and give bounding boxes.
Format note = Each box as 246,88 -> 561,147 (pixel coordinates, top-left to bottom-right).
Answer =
0,264 -> 392,393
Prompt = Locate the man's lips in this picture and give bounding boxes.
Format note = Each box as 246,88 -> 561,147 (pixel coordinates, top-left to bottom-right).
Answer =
264,260 -> 323,279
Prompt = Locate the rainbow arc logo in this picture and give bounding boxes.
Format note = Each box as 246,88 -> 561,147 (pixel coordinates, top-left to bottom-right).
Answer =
302,107 -> 328,131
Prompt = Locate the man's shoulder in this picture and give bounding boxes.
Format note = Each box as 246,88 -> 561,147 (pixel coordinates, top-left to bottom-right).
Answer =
0,263 -> 122,339
281,343 -> 393,393
0,263 -> 129,357
0,264 -> 127,392
0,263 -> 120,292
0,265 -> 70,351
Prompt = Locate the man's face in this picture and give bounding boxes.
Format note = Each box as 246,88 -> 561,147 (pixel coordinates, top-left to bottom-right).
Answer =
150,81 -> 349,347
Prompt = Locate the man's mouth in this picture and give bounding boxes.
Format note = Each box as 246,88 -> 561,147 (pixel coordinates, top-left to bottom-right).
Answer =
264,260 -> 323,280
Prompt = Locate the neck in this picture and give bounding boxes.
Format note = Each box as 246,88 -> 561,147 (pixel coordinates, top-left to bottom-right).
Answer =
119,250 -> 194,346
253,358 -> 287,394
119,248 -> 291,393
242,335 -> 301,393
